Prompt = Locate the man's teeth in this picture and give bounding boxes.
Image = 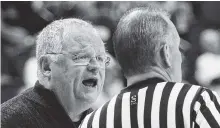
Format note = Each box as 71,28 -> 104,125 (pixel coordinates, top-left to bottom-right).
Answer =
82,79 -> 97,87
85,82 -> 93,87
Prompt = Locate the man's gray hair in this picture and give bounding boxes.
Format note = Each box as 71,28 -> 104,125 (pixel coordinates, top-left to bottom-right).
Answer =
36,18 -> 93,60
36,18 -> 94,79
113,6 -> 177,77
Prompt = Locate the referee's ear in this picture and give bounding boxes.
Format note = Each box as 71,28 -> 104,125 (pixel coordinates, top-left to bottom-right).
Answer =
161,44 -> 171,68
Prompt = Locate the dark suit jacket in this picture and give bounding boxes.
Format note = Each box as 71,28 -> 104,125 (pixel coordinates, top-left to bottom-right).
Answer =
1,81 -> 91,128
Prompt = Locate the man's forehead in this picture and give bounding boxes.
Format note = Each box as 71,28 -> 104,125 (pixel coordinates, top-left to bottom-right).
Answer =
62,24 -> 105,52
63,43 -> 105,55
64,25 -> 102,43
62,38 -> 105,55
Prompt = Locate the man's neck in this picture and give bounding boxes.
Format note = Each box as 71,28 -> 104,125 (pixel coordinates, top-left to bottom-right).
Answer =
66,99 -> 91,122
127,66 -> 172,86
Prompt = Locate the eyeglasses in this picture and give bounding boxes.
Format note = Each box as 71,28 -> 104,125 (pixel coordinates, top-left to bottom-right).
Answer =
47,52 -> 110,68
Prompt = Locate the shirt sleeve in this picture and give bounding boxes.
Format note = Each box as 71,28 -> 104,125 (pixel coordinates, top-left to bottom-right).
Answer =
193,89 -> 220,128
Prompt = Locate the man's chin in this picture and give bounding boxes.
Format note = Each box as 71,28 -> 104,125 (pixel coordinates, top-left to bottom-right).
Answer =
76,91 -> 98,102
82,95 -> 97,103
76,83 -> 101,103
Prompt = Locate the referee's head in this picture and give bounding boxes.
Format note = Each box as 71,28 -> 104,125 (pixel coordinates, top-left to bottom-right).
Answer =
113,6 -> 182,83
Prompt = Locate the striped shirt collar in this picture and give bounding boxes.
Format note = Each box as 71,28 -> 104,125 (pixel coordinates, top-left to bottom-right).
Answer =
120,77 -> 165,93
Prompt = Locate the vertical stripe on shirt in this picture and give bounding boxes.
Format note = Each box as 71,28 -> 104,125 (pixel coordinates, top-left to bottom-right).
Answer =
87,110 -> 97,128
167,83 -> 184,128
114,93 -> 123,128
99,100 -> 110,128
200,91 -> 220,127
182,85 -> 200,128
106,95 -> 117,128
144,84 -> 157,128
92,104 -> 104,128
121,92 -> 131,128
213,91 -> 220,104
195,110 -> 211,128
193,101 -> 201,128
151,82 -> 167,128
193,101 -> 201,114
79,113 -> 92,128
159,82 -> 175,128
175,84 -> 191,128
194,122 -> 200,128
137,87 -> 148,128
206,89 -> 220,113
130,90 -> 139,128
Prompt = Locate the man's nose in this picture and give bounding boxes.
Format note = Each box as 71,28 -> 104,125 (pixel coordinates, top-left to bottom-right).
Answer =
87,58 -> 99,74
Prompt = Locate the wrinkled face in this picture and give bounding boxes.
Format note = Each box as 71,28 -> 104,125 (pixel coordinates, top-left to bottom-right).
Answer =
50,25 -> 106,108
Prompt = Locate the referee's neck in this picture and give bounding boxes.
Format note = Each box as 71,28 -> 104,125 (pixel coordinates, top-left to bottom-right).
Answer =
127,67 -> 170,86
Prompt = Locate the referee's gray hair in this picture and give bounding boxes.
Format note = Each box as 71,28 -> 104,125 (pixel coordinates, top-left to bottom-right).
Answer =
113,6 -> 178,77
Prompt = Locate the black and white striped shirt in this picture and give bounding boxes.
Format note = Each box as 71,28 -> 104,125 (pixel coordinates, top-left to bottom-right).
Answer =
79,78 -> 220,128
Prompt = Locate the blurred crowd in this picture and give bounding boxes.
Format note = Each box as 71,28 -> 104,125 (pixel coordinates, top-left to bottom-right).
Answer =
1,1 -> 220,105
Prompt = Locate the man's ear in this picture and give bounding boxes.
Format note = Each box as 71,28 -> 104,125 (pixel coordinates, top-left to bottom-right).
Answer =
39,55 -> 52,78
161,44 -> 171,68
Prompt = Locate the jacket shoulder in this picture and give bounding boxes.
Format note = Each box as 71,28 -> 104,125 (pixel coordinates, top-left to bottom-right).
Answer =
1,91 -> 35,127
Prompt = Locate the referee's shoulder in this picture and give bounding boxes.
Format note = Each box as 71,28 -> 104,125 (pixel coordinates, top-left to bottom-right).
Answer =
163,81 -> 203,89
165,81 -> 218,100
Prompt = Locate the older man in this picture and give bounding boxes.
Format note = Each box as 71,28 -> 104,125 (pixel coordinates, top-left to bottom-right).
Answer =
80,7 -> 220,128
1,18 -> 109,128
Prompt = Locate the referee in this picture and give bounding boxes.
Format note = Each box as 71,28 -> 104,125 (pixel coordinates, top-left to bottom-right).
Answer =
79,7 -> 220,128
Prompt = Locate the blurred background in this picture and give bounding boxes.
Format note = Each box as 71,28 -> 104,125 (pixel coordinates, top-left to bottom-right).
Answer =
1,1 -> 220,107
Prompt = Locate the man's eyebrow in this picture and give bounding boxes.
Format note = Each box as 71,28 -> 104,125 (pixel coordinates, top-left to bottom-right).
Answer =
68,45 -> 96,55
68,50 -> 82,55
97,52 -> 106,55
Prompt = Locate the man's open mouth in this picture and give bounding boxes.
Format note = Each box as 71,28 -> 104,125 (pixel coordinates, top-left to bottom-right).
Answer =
82,78 -> 98,87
